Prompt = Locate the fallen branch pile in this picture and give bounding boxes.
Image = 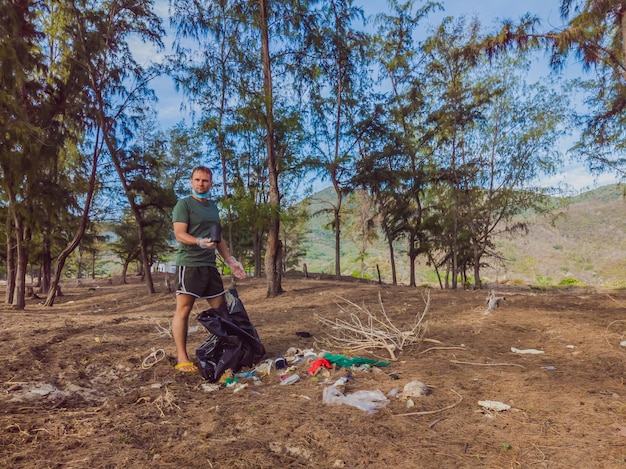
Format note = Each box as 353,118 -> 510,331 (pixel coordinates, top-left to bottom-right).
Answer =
316,291 -> 431,360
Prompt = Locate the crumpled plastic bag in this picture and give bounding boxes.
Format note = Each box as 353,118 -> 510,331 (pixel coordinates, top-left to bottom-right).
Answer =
322,385 -> 390,414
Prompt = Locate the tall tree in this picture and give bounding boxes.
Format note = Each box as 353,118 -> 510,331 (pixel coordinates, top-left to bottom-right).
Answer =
357,0 -> 439,287
483,0 -> 626,180
257,0 -> 283,295
302,0 -> 372,280
0,0 -> 42,308
66,0 -> 165,295
345,189 -> 379,279
463,65 -> 567,288
422,16 -> 501,288
0,0 -> 88,308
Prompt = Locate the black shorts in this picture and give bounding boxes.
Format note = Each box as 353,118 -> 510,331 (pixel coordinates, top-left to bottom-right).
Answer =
176,266 -> 225,299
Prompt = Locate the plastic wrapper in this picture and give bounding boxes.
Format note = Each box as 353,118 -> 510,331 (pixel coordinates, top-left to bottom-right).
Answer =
322,385 -> 390,414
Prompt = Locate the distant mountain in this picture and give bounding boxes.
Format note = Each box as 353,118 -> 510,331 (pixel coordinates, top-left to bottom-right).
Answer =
297,184 -> 626,287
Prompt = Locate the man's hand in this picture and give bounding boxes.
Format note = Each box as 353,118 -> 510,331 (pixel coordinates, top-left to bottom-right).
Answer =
196,238 -> 216,249
227,256 -> 246,279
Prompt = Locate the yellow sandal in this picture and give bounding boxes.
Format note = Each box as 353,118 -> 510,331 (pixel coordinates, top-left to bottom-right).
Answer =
175,362 -> 198,373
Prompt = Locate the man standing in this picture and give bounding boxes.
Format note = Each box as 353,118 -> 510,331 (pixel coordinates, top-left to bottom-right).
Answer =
172,165 -> 245,372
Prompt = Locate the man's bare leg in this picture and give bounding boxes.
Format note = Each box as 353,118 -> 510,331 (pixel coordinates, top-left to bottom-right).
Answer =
173,293 -> 197,370
206,294 -> 224,310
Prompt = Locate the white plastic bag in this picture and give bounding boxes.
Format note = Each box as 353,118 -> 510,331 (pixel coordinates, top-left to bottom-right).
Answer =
511,347 -> 544,355
322,385 -> 390,413
478,400 -> 511,411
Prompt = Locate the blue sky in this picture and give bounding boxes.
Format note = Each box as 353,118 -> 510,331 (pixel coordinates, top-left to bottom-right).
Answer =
144,0 -> 618,193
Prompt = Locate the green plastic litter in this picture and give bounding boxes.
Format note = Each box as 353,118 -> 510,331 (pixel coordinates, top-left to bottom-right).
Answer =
222,376 -> 237,386
322,353 -> 389,368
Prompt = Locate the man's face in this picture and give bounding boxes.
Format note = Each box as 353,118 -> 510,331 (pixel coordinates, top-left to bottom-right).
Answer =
191,170 -> 212,194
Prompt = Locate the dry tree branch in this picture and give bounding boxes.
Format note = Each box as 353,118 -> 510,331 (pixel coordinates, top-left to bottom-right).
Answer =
316,290 -> 431,360
394,389 -> 463,417
152,386 -> 180,418
150,318 -> 172,338
450,359 -> 525,368
420,346 -> 466,354
603,319 -> 626,349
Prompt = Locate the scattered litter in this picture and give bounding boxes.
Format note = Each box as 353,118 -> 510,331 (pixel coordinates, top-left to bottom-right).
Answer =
233,383 -> 248,393
322,385 -> 390,414
511,347 -> 544,355
406,399 -> 415,409
566,344 -> 575,349
313,368 -> 330,380
620,341 -> 626,347
254,359 -> 273,376
402,380 -> 431,398
201,383 -> 220,393
219,369 -> 236,386
483,290 -> 506,315
296,331 -> 312,338
308,358 -> 332,376
279,374 -> 300,385
322,353 -> 389,369
286,348 -> 317,365
150,381 -> 172,389
541,366 -> 556,371
332,376 -> 349,389
142,348 -> 166,369
478,400 -> 511,411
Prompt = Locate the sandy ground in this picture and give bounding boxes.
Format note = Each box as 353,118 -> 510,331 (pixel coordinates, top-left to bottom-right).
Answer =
1,275 -> 625,468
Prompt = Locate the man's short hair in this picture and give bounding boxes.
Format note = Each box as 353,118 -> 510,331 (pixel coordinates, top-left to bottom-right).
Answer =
191,166 -> 212,178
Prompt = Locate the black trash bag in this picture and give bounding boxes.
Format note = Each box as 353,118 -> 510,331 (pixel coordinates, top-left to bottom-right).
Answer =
195,289 -> 266,382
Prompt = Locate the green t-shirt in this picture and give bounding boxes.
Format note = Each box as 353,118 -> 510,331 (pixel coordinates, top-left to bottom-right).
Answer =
172,196 -> 221,267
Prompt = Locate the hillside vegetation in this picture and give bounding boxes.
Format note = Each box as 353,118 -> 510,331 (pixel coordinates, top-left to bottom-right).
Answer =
298,184 -> 626,287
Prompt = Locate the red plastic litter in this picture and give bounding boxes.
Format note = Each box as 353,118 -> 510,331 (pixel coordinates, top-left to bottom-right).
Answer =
308,358 -> 332,376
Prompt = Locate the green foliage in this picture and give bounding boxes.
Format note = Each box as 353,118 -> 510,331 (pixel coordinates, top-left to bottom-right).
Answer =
534,274 -> 553,286
350,270 -> 372,280
558,277 -> 585,287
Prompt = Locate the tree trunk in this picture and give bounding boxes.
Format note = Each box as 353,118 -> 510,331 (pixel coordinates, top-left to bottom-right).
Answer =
408,232 -> 417,287
386,234 -> 397,286
40,235 -> 52,294
44,134 -> 100,306
137,225 -> 155,293
5,214 -> 16,305
253,229 -> 263,278
334,205 -> 341,279
259,0 -> 283,297
473,244 -> 483,289
12,223 -> 30,310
